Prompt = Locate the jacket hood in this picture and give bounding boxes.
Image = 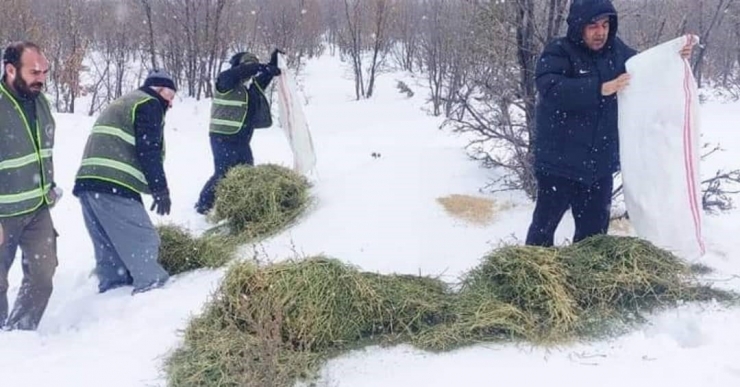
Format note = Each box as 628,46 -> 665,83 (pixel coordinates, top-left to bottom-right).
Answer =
566,0 -> 619,51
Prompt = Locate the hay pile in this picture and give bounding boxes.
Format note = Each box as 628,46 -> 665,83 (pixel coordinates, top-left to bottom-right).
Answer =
414,235 -> 734,350
562,236 -> 698,310
157,224 -> 236,274
212,164 -> 311,239
458,246 -> 578,342
156,164 -> 312,275
165,235 -> 736,386
216,258 -> 451,351
165,257 -> 450,386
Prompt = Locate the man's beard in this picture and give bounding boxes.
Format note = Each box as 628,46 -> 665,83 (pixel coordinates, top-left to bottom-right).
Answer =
13,76 -> 43,98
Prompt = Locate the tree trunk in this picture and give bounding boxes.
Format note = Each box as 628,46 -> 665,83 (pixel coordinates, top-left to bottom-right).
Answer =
140,0 -> 157,69
516,0 -> 538,198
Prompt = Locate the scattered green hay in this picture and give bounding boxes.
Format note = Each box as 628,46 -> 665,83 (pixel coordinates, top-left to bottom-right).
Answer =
556,235 -> 738,339
412,294 -> 533,352
561,235 -> 722,311
165,257 -> 451,387
159,164 -> 311,276
165,301 -> 321,387
165,235 -> 739,386
462,245 -> 580,338
415,246 -> 578,350
157,224 -> 236,275
361,272 -> 454,340
217,257 -> 451,352
413,236 -> 738,351
219,257 -> 375,352
211,164 -> 312,241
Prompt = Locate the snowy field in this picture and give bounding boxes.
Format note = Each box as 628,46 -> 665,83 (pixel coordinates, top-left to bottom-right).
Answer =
1,52 -> 739,387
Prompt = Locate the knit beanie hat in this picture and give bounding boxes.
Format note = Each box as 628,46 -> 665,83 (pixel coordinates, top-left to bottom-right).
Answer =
143,68 -> 177,92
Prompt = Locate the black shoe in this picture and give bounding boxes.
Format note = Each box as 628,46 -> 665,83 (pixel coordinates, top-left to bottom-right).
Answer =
194,204 -> 210,215
98,281 -> 132,294
131,277 -> 169,295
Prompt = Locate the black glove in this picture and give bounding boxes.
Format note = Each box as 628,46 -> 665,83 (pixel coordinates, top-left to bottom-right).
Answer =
229,51 -> 246,67
269,48 -> 285,67
260,64 -> 281,76
239,62 -> 263,77
150,191 -> 171,216
230,52 -> 260,68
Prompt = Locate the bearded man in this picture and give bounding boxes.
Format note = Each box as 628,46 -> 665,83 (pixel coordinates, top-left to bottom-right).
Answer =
0,41 -> 59,331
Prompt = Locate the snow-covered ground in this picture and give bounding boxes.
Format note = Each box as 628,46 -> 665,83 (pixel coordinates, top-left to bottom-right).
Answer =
1,52 -> 739,387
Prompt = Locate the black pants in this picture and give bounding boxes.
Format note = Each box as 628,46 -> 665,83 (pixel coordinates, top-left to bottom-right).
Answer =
525,172 -> 613,247
195,132 -> 254,213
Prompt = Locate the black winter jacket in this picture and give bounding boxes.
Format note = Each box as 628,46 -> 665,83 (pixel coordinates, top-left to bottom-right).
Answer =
211,63 -> 275,146
533,0 -> 638,184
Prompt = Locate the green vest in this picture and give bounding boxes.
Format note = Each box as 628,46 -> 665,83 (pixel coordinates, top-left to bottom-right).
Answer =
0,82 -> 56,218
209,81 -> 267,135
76,89 -> 163,195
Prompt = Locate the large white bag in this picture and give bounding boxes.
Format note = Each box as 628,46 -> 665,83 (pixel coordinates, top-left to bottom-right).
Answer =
275,53 -> 317,176
617,35 -> 705,260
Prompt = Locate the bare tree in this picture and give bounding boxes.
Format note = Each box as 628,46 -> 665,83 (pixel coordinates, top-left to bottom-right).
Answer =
702,170 -> 740,212
140,0 -> 158,69
337,0 -> 366,99
419,0 -> 454,116
0,0 -> 736,214
441,0 -> 568,198
332,0 -> 391,99
44,0 -> 89,113
0,0 -> 43,43
364,0 -> 391,97
690,0 -> 737,86
387,0 -> 421,73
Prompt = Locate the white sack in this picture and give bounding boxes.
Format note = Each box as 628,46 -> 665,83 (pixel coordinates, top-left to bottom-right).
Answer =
275,53 -> 317,176
617,35 -> 705,260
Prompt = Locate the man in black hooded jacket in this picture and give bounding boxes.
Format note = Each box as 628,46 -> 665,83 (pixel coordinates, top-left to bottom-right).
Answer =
526,0 -> 694,246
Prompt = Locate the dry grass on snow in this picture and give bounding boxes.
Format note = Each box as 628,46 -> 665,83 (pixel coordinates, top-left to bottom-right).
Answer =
164,235 -> 737,387
436,194 -> 512,226
156,163 -> 312,275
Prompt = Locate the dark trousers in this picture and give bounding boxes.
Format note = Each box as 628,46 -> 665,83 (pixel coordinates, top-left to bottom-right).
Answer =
195,132 -> 254,213
525,172 -> 613,247
0,207 -> 57,330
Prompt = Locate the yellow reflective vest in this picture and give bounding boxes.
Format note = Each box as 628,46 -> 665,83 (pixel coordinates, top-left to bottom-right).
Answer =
76,89 -> 164,195
0,82 -> 56,218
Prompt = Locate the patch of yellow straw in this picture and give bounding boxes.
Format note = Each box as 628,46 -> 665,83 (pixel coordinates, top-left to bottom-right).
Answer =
437,194 -> 507,225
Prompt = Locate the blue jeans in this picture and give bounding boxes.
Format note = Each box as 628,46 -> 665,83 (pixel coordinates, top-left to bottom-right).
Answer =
195,133 -> 254,213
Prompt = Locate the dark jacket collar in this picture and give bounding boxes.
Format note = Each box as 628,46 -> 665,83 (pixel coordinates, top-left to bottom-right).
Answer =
138,86 -> 169,114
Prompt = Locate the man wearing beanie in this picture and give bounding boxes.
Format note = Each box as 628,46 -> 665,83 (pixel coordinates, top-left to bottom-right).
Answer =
72,69 -> 176,294
194,49 -> 282,215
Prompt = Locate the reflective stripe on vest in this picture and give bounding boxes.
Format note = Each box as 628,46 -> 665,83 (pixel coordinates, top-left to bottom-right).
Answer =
76,90 -> 161,194
0,82 -> 56,217
209,83 -> 249,134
